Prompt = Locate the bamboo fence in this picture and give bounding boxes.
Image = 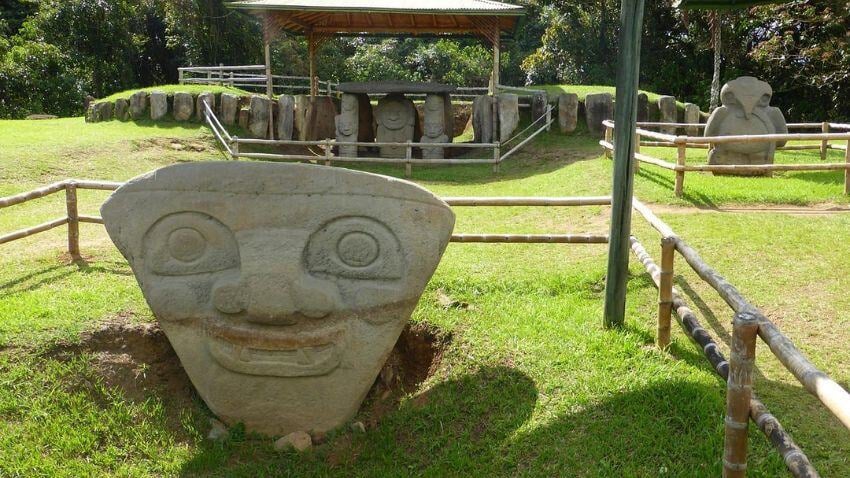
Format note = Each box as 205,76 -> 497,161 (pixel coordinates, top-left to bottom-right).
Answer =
601,120 -> 850,197
3,177 -> 847,476
631,199 -> 849,477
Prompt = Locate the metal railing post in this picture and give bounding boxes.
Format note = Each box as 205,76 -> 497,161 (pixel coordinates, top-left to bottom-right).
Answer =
65,181 -> 80,260
723,311 -> 759,478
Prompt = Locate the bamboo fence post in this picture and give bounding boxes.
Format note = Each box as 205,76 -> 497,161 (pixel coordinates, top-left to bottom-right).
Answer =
657,236 -> 675,349
545,105 -> 552,132
604,125 -> 613,159
65,182 -> 80,260
405,142 -> 413,178
724,311 -> 759,478
820,122 -> 829,160
844,139 -> 850,195
231,136 -> 239,160
325,139 -> 332,166
675,140 -> 686,198
633,131 -> 641,172
493,144 -> 501,173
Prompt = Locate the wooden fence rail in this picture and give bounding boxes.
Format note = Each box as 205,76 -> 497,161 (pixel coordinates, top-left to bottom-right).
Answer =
601,120 -> 850,197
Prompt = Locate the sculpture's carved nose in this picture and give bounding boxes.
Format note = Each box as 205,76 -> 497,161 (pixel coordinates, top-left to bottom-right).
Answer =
212,274 -> 338,325
739,94 -> 758,119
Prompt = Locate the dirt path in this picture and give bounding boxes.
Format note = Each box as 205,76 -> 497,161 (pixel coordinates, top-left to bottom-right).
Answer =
644,202 -> 850,217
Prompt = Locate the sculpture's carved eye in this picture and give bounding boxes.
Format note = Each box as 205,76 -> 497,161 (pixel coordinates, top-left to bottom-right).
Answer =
721,91 -> 737,107
305,216 -> 403,280
758,93 -> 771,106
144,212 -> 239,276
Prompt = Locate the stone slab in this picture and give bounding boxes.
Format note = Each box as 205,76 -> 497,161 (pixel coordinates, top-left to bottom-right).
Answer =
497,93 -> 519,141
338,81 -> 456,95
472,95 -> 495,144
173,92 -> 194,122
584,93 -> 613,137
684,103 -> 701,136
129,91 -> 148,120
558,93 -> 578,134
221,94 -> 239,126
657,96 -> 677,135
150,91 -> 168,121
249,95 -> 271,139
114,99 -> 129,121
277,95 -> 295,141
196,92 -> 215,122
101,161 -> 455,436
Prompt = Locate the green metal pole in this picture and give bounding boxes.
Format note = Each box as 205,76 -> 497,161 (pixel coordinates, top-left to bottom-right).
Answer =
603,0 -> 646,328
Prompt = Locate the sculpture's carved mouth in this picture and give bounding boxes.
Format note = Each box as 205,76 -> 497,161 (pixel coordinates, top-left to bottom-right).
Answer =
204,320 -> 346,377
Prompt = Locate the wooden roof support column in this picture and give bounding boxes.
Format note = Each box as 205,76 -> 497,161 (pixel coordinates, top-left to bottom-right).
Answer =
491,22 -> 500,95
307,29 -> 317,96
263,14 -> 277,138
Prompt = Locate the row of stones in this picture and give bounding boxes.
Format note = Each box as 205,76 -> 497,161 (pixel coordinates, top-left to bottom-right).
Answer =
87,91 -> 216,123
566,92 -> 702,137
86,91 -> 323,142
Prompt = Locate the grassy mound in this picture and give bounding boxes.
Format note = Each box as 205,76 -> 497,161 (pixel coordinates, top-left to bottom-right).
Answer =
97,84 -> 252,103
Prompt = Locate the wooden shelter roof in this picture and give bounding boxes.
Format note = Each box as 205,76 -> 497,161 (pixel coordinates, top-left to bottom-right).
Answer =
227,0 -> 524,37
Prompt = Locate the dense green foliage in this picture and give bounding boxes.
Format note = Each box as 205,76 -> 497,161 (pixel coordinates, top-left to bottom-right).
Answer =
0,0 -> 847,120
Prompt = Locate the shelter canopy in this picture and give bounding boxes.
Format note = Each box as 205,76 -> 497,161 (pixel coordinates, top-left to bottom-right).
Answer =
227,0 -> 524,37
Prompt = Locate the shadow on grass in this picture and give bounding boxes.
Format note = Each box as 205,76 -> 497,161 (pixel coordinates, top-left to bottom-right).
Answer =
636,167 -> 720,208
178,366 -> 538,476
0,260 -> 131,295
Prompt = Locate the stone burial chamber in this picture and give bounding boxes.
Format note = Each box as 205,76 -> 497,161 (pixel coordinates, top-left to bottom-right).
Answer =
335,81 -> 456,159
100,162 -> 456,436
704,76 -> 788,176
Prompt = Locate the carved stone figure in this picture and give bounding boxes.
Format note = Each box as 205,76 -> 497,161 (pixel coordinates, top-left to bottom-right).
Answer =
101,162 -> 455,436
472,95 -> 495,144
705,76 -> 788,175
420,95 -> 449,160
584,93 -> 613,138
150,91 -> 168,121
498,93 -> 520,141
335,94 -> 359,158
657,96 -> 677,134
277,95 -> 295,141
375,94 -> 415,158
558,93 -> 578,134
173,92 -> 194,122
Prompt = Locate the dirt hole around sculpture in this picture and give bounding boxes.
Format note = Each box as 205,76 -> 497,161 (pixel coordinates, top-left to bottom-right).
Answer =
45,314 -> 450,432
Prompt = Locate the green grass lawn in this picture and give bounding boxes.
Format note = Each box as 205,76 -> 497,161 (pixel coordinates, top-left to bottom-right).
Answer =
0,118 -> 848,476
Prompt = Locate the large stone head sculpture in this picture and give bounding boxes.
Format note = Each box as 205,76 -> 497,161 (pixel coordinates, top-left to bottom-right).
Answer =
705,76 -> 788,171
101,162 -> 455,435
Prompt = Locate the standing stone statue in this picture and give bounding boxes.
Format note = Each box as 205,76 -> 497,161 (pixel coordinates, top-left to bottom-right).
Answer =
420,95 -> 449,160
683,103 -> 701,136
472,95 -> 496,144
497,93 -> 519,141
335,94 -> 359,157
100,162 -> 455,436
374,94 -> 416,158
705,76 -> 788,174
277,95 -> 295,141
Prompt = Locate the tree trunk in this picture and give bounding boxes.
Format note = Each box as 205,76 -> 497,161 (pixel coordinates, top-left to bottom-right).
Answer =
709,12 -> 722,111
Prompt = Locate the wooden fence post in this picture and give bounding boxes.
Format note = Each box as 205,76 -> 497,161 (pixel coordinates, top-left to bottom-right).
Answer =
675,139 -> 686,198
218,63 -> 224,86
545,105 -> 552,132
657,236 -> 675,349
821,122 -> 829,160
844,138 -> 850,195
723,311 -> 759,478
604,125 -> 613,159
178,68 -> 184,84
65,182 -> 80,260
493,144 -> 501,174
405,142 -> 413,178
231,136 -> 239,160
325,139 -> 332,167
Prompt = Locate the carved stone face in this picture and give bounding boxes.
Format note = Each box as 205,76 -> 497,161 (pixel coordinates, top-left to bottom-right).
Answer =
377,96 -> 413,131
101,162 -> 455,435
424,121 -> 444,138
720,76 -> 772,120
